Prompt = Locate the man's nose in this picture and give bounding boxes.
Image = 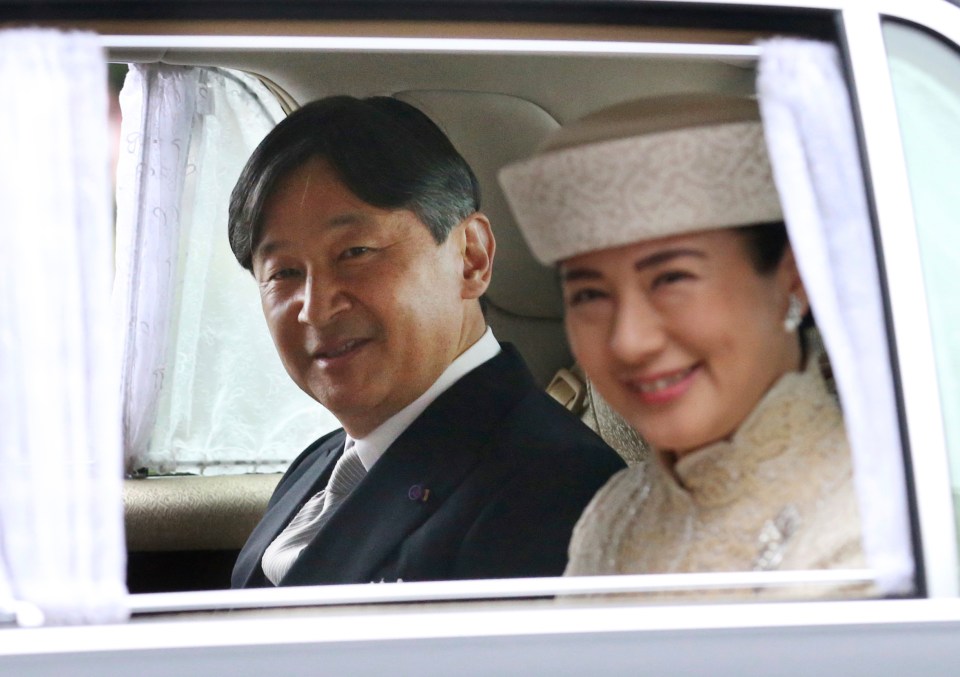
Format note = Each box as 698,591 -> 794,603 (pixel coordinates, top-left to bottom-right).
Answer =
297,271 -> 350,326
608,292 -> 665,365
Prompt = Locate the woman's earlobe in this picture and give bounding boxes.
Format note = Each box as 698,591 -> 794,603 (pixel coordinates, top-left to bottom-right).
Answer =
783,293 -> 804,333
779,247 -> 809,310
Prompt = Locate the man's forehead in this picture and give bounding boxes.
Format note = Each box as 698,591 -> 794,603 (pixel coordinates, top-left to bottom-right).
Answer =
253,158 -> 375,253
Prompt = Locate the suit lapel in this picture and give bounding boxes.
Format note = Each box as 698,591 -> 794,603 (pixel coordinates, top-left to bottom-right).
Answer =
234,431 -> 345,587
281,344 -> 536,585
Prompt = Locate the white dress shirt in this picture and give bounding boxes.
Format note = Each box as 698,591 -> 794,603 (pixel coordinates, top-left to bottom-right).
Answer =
346,327 -> 501,471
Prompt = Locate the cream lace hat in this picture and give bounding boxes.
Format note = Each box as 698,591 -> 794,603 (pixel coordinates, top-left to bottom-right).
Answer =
498,94 -> 783,266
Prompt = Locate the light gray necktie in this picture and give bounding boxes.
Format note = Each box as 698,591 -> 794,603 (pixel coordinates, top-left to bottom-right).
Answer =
261,440 -> 367,585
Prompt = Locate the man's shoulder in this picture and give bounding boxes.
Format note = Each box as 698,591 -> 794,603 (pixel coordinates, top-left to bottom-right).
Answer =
508,386 -> 608,443
489,386 -> 625,476
453,343 -> 623,464
274,428 -> 345,493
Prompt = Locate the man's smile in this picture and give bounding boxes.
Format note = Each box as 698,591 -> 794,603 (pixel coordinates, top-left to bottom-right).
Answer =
311,337 -> 371,362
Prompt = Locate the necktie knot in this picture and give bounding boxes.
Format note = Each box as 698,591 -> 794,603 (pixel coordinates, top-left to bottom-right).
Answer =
321,440 -> 366,514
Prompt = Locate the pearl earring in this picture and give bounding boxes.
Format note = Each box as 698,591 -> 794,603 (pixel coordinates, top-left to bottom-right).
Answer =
783,294 -> 803,333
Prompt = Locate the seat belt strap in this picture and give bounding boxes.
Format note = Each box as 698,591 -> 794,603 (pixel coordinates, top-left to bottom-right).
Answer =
546,365 -> 587,415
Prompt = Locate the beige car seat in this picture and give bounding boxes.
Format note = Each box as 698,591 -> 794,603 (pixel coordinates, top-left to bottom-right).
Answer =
546,364 -> 649,467
398,90 -> 648,466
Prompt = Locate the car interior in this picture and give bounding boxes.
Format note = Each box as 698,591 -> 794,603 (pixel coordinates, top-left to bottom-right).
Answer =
100,15 -> 845,596
0,3 -> 847,602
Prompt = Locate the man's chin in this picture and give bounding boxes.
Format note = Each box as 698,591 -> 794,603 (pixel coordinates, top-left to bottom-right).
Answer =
310,389 -> 388,431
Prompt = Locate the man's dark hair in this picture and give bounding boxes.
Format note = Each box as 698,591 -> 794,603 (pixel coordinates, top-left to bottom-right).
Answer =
228,95 -> 481,271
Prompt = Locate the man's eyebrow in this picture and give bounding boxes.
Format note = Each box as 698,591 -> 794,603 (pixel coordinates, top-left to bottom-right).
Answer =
327,212 -> 373,228
255,239 -> 286,260
255,212 -> 373,258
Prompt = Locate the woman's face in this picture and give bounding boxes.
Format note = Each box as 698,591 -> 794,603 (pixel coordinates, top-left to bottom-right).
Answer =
561,229 -> 805,457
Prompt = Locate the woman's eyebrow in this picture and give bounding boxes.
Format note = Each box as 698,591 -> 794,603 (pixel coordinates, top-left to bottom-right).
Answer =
560,268 -> 602,283
633,248 -> 705,271
560,248 -> 706,282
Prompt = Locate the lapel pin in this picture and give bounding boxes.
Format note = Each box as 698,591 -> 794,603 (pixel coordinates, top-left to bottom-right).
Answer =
407,484 -> 430,502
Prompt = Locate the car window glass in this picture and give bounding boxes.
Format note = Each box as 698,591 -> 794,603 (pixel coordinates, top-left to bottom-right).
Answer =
882,20 -> 960,553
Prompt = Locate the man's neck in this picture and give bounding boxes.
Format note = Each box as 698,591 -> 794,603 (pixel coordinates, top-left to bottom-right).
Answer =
341,306 -> 489,438
344,327 -> 500,469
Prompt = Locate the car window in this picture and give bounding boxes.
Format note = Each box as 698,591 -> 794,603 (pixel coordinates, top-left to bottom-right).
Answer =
882,19 -> 960,557
105,23 -> 901,603
0,4 -> 926,634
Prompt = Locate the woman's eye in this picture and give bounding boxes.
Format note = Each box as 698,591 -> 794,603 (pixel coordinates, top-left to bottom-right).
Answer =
566,288 -> 607,306
651,270 -> 692,289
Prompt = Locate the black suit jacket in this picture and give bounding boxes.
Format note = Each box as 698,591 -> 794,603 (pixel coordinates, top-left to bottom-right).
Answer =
232,344 -> 625,587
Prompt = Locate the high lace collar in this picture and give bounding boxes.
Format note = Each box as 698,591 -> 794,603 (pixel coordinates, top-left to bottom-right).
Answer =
653,355 -> 839,508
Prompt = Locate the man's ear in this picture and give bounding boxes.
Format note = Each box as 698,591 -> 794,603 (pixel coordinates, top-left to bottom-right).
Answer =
459,213 -> 496,300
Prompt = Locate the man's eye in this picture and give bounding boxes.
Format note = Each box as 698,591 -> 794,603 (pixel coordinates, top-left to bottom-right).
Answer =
565,288 -> 607,307
268,268 -> 300,282
340,246 -> 373,260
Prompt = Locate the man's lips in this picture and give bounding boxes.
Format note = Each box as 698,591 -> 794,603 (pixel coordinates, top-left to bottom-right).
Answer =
311,337 -> 370,361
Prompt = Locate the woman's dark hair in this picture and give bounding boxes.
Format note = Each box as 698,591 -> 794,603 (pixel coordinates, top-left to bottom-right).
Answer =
737,220 -> 816,337
736,221 -> 789,276
228,95 -> 481,271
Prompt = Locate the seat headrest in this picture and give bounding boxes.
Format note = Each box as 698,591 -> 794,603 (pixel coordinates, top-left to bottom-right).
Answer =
393,90 -> 564,321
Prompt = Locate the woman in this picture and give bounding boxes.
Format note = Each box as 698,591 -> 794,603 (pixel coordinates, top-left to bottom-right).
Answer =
499,94 -> 865,580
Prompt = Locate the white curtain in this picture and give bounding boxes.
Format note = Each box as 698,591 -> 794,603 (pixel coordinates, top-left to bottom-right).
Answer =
0,29 -> 128,624
115,66 -> 337,476
757,38 -> 914,594
113,64 -> 200,474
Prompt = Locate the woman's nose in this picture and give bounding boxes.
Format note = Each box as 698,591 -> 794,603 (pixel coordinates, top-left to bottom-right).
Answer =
608,293 -> 665,365
297,272 -> 350,326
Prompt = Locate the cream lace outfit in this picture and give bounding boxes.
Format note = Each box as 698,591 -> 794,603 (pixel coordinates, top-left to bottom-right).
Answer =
566,357 -> 866,587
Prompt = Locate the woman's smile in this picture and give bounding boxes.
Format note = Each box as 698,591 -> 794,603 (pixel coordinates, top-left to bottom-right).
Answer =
624,364 -> 700,405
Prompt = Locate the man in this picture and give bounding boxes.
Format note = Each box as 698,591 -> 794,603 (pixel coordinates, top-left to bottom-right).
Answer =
228,95 -> 624,588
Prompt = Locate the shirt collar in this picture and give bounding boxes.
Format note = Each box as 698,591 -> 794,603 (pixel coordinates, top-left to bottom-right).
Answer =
349,327 -> 501,471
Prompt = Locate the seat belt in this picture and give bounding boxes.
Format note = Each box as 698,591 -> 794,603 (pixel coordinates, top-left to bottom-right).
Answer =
546,364 -> 587,416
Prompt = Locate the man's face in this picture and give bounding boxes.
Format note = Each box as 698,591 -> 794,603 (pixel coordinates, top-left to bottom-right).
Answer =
252,158 -> 475,437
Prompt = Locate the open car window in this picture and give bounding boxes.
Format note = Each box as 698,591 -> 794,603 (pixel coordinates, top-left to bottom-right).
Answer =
8,3 -> 960,672
103,10 -> 909,604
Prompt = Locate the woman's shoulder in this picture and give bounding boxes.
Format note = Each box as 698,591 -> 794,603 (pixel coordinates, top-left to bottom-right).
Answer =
565,463 -> 652,575
766,380 -> 865,571
782,462 -> 865,571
